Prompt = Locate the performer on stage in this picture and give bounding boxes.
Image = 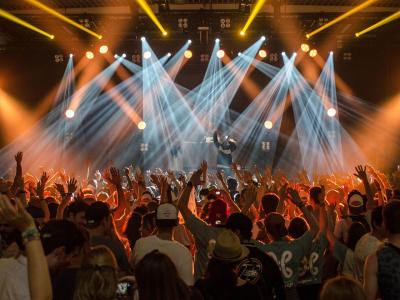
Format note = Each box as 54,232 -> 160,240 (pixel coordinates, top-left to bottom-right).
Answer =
213,131 -> 237,173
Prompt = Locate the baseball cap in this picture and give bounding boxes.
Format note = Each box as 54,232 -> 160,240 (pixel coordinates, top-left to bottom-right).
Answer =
85,201 -> 111,228
265,212 -> 288,239
156,203 -> 178,227
348,190 -> 366,215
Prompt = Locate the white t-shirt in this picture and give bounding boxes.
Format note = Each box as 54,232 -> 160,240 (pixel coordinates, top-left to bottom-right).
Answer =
133,235 -> 194,286
0,255 -> 30,300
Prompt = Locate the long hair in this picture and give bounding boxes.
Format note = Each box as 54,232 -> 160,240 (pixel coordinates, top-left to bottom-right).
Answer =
135,250 -> 191,300
73,246 -> 118,300
320,276 -> 367,300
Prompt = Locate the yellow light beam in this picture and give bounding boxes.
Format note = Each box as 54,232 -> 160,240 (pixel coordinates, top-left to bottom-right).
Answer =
355,10 -> 400,37
306,0 -> 378,39
0,8 -> 54,39
240,0 -> 267,35
135,0 -> 168,35
25,0 -> 102,39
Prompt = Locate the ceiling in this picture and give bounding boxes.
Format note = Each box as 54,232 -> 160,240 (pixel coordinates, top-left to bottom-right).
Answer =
1,0 -> 399,10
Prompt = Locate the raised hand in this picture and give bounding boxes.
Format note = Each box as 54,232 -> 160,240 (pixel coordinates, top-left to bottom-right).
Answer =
0,195 -> 35,232
109,167 -> 122,188
150,174 -> 162,189
67,178 -> 78,194
242,185 -> 258,207
189,169 -> 202,186
54,183 -> 66,198
15,152 -> 23,164
35,172 -> 49,199
159,176 -> 171,203
287,188 -> 304,207
354,165 -> 368,182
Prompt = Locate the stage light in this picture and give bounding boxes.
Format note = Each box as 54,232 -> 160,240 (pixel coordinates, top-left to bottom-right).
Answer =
293,52 -> 297,57
215,38 -> 220,43
138,121 -> 147,130
240,0 -> 267,35
258,49 -> 267,58
25,0 -> 102,39
99,45 -> 108,54
309,49 -> 318,58
114,54 -> 118,59
355,10 -> 400,37
54,54 -> 64,63
65,109 -> 75,119
162,31 -> 168,36
327,108 -> 337,117
305,0 -> 378,39
143,51 -> 152,60
264,120 -> 273,129
188,39 -> 192,44
281,52 -> 286,56
261,36 -> 266,41
301,43 -> 310,52
0,8 -> 54,39
136,0 -> 168,35
167,52 -> 171,57
330,51 -> 334,55
238,52 -> 242,56
141,37 -> 146,41
184,50 -> 192,59
240,31 -> 245,36
86,51 -> 94,60
122,53 -> 127,58
216,49 -> 225,59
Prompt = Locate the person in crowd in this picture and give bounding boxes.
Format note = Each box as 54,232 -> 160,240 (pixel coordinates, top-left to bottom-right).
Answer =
364,200 -> 400,300
320,276 -> 367,300
85,201 -> 131,272
133,202 -> 194,286
0,194 -> 52,300
225,212 -> 286,299
64,200 -> 89,228
213,131 -> 236,173
135,250 -> 201,300
124,212 -> 142,249
73,246 -> 118,300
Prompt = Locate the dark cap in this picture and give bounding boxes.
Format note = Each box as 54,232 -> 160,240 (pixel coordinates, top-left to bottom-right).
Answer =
85,201 -> 110,228
265,212 -> 288,239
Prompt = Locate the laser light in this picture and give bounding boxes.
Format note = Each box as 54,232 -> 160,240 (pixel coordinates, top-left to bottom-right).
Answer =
99,45 -> 108,54
86,51 -> 94,60
138,121 -> 147,130
327,108 -> 337,117
216,49 -> 225,59
65,109 -> 75,119
264,120 -> 273,130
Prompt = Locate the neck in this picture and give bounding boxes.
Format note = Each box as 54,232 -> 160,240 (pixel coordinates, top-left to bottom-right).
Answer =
88,227 -> 104,237
157,228 -> 174,240
388,234 -> 400,247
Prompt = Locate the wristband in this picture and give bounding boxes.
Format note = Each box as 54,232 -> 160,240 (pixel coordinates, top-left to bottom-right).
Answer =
21,228 -> 40,245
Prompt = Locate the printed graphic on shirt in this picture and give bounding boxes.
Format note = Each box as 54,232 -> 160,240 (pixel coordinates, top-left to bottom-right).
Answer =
298,252 -> 319,284
267,251 -> 294,284
238,257 -> 263,284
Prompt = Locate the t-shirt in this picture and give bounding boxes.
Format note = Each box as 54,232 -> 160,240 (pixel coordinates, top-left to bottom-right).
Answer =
259,232 -> 313,288
297,234 -> 329,286
133,235 -> 194,286
334,212 -> 372,243
333,241 -> 362,282
0,255 -> 29,300
90,235 -> 130,272
354,233 -> 383,273
240,241 -> 286,300
184,213 -> 223,280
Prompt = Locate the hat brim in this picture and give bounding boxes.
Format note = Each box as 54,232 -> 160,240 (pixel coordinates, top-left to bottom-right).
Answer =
210,245 -> 250,263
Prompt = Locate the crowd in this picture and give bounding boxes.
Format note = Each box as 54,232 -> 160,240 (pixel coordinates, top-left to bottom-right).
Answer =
1,151 -> 400,300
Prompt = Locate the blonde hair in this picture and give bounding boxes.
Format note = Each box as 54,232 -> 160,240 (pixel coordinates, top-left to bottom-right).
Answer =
320,276 -> 367,300
73,246 -> 118,300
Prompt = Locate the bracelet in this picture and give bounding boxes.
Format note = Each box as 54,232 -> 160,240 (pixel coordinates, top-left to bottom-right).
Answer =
21,228 -> 40,245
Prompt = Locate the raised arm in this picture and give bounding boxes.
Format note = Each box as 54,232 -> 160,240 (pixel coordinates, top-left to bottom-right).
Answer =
354,165 -> 374,210
178,169 -> 202,220
55,178 -> 77,219
216,171 -> 240,214
0,195 -> 52,300
35,172 -> 50,223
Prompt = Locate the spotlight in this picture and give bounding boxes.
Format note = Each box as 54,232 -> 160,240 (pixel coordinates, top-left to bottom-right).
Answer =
122,53 -> 127,58
261,35 -> 266,41
141,37 -> 146,41
114,54 -> 118,59
99,45 -> 108,54
162,31 -> 168,36
167,52 -> 171,56
138,121 -> 147,130
86,51 -> 94,60
65,109 -> 75,119
281,52 -> 286,56
264,120 -> 273,129
215,38 -> 220,43
293,52 -> 297,57
184,50 -> 192,59
143,51 -> 152,60
238,52 -> 242,56
69,53 -> 73,58
327,108 -> 337,117
258,49 -> 267,58
188,39 -> 192,44
216,49 -> 225,59
301,43 -> 310,52
309,49 -> 318,58
240,31 -> 245,36
330,51 -> 334,55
